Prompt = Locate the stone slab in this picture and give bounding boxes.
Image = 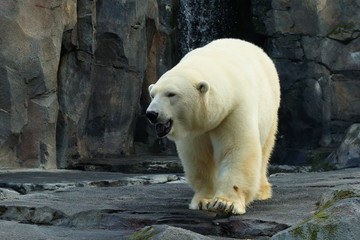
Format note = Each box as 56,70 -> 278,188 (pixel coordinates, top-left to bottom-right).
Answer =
0,167 -> 359,239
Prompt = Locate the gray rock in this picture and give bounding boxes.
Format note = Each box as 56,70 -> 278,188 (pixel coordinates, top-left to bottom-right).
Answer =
0,188 -> 20,200
328,25 -> 360,43
0,169 -> 180,194
325,124 -> 360,169
276,78 -> 324,149
130,225 -> 213,240
0,167 -> 359,239
317,187 -> 360,212
0,220 -> 129,240
56,51 -> 92,168
319,38 -> 360,71
2,0 -> 360,169
56,0 -> 178,167
252,0 -> 360,161
0,0 -> 76,168
331,74 -> 360,122
0,0 -> 179,168
260,0 -> 360,36
271,187 -> 360,240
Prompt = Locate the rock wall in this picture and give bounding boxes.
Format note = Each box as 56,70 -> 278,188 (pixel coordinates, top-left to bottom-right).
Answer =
57,0 -> 178,167
252,0 -> 360,164
0,0 -> 177,168
1,0 -> 359,168
0,0 -> 76,168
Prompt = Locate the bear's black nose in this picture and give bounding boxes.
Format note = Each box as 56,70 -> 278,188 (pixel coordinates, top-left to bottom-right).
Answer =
146,111 -> 158,124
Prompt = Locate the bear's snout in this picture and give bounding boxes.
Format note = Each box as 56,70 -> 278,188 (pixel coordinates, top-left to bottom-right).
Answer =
146,111 -> 158,124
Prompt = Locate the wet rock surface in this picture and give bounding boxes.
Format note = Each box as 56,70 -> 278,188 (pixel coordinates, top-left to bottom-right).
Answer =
0,165 -> 359,239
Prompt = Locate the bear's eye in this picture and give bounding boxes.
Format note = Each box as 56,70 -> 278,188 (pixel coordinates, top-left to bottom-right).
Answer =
167,93 -> 176,97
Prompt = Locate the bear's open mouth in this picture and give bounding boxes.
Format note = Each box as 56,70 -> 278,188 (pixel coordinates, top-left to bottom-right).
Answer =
155,120 -> 172,138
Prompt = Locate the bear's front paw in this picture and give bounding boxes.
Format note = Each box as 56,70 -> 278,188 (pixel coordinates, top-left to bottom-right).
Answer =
208,197 -> 246,215
189,198 -> 211,210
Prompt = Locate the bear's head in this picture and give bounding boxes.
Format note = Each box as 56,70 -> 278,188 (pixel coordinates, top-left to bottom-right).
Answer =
146,72 -> 209,141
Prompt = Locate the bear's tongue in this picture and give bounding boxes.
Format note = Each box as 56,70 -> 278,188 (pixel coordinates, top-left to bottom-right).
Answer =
155,120 -> 172,137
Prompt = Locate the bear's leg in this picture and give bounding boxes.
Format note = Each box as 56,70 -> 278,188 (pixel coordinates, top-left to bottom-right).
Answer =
257,116 -> 278,200
209,112 -> 262,215
176,135 -> 217,210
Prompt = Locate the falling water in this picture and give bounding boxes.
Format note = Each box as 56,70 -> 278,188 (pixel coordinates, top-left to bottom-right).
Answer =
178,0 -> 224,56
177,0 -> 263,57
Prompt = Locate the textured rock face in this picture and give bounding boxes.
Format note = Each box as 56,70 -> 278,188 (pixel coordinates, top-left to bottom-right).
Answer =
1,0 -> 360,168
56,0 -> 177,167
252,0 -> 360,164
0,0 -> 76,168
1,0 -> 177,168
325,124 -> 360,169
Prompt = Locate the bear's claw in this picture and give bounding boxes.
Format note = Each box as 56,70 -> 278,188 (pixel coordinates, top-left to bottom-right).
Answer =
208,197 -> 245,215
190,198 -> 211,210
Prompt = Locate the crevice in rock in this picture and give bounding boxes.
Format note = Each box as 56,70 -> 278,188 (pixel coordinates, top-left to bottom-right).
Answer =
0,205 -> 69,226
213,219 -> 290,239
0,174 -> 181,194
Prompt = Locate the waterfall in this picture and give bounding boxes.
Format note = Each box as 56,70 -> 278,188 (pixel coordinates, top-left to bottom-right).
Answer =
177,0 -> 263,57
178,0 -> 224,57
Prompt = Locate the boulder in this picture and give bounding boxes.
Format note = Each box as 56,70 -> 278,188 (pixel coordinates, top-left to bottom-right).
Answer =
271,187 -> 360,240
325,124 -> 360,169
130,225 -> 213,240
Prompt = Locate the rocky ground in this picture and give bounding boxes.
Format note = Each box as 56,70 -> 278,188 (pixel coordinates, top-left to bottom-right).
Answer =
0,158 -> 359,239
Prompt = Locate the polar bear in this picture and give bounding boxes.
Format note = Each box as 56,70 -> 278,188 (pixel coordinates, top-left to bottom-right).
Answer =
146,39 -> 280,215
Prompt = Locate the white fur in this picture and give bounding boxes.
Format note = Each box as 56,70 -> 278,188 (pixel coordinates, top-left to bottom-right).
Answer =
147,39 -> 280,214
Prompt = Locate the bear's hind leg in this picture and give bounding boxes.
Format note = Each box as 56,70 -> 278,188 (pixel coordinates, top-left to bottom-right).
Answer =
257,116 -> 278,200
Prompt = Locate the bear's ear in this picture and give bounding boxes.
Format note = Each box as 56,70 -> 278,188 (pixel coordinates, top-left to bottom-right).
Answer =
196,81 -> 209,94
148,84 -> 154,94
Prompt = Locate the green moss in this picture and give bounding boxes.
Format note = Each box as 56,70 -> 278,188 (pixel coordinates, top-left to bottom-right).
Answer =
305,148 -> 335,171
309,225 -> 319,240
129,226 -> 154,240
291,211 -> 337,240
293,226 -> 306,239
291,189 -> 359,239
328,24 -> 355,36
298,209 -> 329,226
318,190 -> 359,213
